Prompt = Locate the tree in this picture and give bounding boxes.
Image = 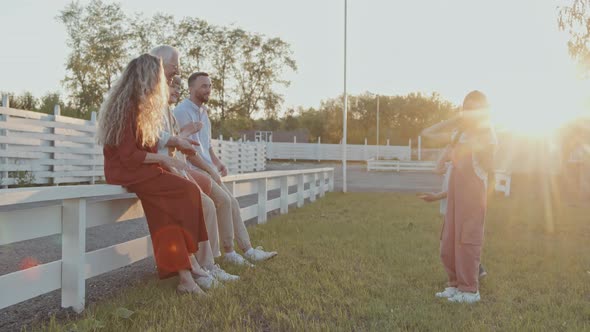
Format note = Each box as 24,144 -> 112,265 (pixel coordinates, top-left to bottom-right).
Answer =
234,35 -> 297,118
57,1 -> 297,120
558,0 -> 590,73
58,0 -> 130,116
0,91 -> 38,111
207,27 -> 246,120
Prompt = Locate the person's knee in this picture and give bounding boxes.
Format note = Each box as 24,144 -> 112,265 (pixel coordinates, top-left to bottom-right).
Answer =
202,195 -> 217,219
202,194 -> 214,208
214,190 -> 232,209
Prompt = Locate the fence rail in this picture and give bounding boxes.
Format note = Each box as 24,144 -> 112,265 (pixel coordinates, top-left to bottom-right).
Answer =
266,141 -> 410,161
366,158 -> 436,172
0,106 -> 266,188
0,167 -> 334,312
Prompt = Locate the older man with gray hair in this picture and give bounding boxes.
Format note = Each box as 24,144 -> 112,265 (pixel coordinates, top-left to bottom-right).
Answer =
150,45 -> 181,83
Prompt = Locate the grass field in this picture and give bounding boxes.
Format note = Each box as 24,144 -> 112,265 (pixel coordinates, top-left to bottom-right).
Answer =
36,191 -> 590,331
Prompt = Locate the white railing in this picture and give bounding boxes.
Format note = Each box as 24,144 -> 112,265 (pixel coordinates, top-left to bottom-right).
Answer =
211,138 -> 265,174
0,106 -> 102,187
366,158 -> 513,196
0,105 -> 266,188
494,170 -> 512,197
0,167 -> 334,313
266,141 -> 411,162
366,158 -> 436,172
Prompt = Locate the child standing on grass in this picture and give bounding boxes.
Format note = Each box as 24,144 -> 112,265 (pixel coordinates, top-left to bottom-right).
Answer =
421,90 -> 496,303
418,148 -> 487,279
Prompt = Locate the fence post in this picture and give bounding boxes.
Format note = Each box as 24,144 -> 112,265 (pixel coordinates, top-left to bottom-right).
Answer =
328,170 -> 334,192
267,138 -> 272,161
310,173 -> 318,202
408,138 -> 412,160
296,174 -> 304,207
364,137 -> 368,160
319,171 -> 326,197
225,180 -> 236,196
293,136 -> 297,162
61,198 -> 87,313
49,105 -> 61,186
90,112 -> 97,184
280,176 -> 288,214
418,136 -> 422,161
257,178 -> 267,224
1,95 -> 8,188
317,136 -> 321,162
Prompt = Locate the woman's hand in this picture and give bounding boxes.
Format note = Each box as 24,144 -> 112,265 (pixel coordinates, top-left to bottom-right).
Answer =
180,122 -> 204,137
173,136 -> 199,155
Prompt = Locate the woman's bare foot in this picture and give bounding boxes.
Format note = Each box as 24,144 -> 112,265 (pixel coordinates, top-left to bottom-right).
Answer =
189,254 -> 210,278
177,270 -> 206,296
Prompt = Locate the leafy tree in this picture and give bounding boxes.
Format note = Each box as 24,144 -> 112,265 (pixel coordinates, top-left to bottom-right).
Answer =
58,0 -> 130,116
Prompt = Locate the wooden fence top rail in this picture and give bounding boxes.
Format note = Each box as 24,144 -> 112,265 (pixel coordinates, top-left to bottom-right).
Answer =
0,168 -> 334,206
0,185 -> 128,206
223,168 -> 334,182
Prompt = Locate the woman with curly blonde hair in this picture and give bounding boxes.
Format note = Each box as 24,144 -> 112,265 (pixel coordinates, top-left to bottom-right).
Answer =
99,54 -> 208,295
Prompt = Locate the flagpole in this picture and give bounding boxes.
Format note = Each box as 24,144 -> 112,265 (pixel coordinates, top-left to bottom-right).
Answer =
342,0 -> 348,193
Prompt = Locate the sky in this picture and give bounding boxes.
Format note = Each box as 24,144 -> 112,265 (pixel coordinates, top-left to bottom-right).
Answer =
1,0 -> 589,124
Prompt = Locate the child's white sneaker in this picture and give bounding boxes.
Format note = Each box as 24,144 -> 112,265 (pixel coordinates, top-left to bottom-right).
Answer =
435,287 -> 459,298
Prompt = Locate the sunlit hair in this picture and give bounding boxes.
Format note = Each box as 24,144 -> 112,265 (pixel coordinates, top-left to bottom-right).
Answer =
451,90 -> 490,147
149,45 -> 179,66
462,90 -> 488,112
97,54 -> 168,147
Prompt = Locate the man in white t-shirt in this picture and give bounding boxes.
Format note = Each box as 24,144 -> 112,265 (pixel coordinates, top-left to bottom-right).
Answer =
174,72 -> 277,266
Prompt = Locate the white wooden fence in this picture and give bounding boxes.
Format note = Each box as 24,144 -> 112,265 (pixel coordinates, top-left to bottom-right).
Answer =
366,158 -> 436,172
494,170 -> 512,197
266,140 -> 411,162
0,105 -> 102,187
0,104 -> 265,188
212,138 -> 265,174
0,167 -> 334,313
366,158 -> 512,196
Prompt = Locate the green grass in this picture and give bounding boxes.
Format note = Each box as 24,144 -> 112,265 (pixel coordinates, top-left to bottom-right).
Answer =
37,192 -> 590,331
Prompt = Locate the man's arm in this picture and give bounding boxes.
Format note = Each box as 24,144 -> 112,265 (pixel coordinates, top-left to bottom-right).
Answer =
186,153 -> 222,184
209,147 -> 228,177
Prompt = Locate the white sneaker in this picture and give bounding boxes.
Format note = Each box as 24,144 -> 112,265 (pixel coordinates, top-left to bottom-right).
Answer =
224,251 -> 254,267
244,246 -> 278,262
195,274 -> 220,290
207,264 -> 239,282
435,287 -> 459,298
448,291 -> 481,303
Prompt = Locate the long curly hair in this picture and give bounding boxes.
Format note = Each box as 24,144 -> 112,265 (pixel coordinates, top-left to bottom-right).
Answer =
98,54 -> 169,147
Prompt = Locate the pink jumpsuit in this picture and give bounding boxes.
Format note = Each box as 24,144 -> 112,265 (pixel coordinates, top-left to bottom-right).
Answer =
440,139 -> 488,293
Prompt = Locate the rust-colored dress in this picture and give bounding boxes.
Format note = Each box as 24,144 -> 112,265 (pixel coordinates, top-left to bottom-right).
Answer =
103,120 -> 208,279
